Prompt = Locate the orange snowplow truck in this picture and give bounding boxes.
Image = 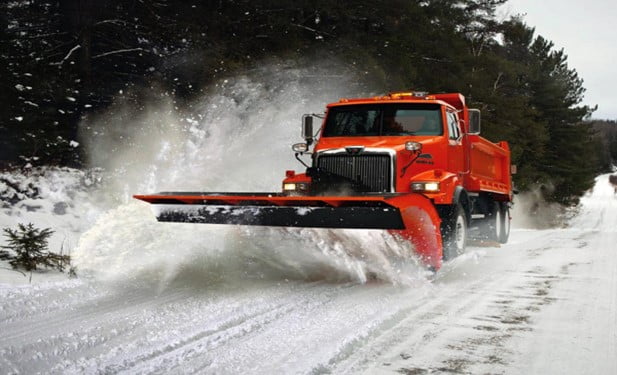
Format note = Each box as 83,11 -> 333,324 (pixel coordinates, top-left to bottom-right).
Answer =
135,92 -> 513,271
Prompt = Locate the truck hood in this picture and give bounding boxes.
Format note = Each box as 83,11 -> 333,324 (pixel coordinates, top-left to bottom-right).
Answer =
313,136 -> 441,153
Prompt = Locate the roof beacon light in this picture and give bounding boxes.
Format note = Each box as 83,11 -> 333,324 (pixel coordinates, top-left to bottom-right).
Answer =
388,91 -> 430,100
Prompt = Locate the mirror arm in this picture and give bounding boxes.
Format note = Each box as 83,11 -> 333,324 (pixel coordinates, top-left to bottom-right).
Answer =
295,153 -> 310,168
400,150 -> 421,177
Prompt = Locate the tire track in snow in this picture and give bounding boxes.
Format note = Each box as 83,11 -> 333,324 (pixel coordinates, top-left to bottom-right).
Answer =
507,176 -> 617,374
0,283 -> 189,344
0,279 -> 92,323
0,284 -> 197,373
43,282 -> 355,374
330,229 -> 585,374
121,282 -> 366,374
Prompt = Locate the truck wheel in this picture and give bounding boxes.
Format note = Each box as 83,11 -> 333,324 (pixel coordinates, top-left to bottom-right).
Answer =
479,201 -> 502,242
441,203 -> 468,261
498,203 -> 511,243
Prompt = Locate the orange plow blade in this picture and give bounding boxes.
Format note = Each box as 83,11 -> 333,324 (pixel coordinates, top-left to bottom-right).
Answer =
134,192 -> 443,269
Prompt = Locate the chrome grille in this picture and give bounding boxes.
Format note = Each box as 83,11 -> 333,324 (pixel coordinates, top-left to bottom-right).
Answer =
316,153 -> 392,192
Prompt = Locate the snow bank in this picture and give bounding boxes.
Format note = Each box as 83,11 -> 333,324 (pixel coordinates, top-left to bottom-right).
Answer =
0,167 -> 106,284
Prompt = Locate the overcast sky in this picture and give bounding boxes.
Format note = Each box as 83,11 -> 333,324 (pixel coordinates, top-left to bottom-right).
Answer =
499,0 -> 617,120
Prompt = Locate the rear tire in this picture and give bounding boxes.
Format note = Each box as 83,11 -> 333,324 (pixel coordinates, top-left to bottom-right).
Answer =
441,203 -> 468,261
478,201 -> 502,242
498,203 -> 511,243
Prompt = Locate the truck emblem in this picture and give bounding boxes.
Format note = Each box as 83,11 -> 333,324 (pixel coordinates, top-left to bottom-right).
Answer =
345,146 -> 365,154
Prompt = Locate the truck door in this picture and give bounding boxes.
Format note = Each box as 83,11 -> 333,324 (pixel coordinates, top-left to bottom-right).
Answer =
446,110 -> 465,175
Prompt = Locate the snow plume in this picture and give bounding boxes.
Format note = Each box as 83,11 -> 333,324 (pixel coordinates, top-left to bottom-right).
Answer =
75,203 -> 428,287
233,227 -> 430,285
510,183 -> 571,229
80,60 -> 373,199
74,61 -> 429,286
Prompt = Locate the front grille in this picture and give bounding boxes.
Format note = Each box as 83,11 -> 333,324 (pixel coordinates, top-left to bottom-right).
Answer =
316,153 -> 392,192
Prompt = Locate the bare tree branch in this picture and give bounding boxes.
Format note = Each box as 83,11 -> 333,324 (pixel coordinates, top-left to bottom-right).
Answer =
50,44 -> 81,66
493,72 -> 503,93
94,19 -> 128,27
291,23 -> 334,37
92,48 -> 145,59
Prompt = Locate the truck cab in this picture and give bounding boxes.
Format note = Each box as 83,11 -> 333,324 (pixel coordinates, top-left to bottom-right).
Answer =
283,92 -> 475,199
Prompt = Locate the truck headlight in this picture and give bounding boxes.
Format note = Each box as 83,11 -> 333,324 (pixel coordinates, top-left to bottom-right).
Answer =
283,182 -> 309,192
411,182 -> 440,192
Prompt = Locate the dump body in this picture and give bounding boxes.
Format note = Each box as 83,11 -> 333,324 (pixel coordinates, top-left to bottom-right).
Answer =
466,137 -> 511,196
135,92 -> 513,271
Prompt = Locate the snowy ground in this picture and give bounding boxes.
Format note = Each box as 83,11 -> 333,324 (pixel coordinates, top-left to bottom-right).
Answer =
1,73 -> 615,373
0,174 -> 615,374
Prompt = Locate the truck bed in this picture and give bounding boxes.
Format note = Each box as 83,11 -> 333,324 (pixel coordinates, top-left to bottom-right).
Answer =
465,136 -> 511,197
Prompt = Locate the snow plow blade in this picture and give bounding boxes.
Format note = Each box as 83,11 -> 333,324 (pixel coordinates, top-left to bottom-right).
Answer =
134,192 -> 443,268
134,193 -> 410,229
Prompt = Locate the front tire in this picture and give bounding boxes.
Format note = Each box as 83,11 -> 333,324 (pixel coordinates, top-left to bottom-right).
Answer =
441,203 -> 468,261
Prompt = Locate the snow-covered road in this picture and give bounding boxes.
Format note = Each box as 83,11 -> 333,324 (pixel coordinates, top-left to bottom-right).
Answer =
1,174 -> 616,374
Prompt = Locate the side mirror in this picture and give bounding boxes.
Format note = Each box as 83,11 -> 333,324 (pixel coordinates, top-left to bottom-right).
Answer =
468,109 -> 481,135
292,143 -> 308,153
302,115 -> 314,145
405,141 -> 422,152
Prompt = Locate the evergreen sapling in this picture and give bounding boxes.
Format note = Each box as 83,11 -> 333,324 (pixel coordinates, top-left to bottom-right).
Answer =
1,223 -> 70,272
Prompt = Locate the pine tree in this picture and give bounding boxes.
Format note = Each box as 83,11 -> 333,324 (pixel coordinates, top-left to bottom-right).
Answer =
526,35 -> 596,203
0,0 -> 605,204
1,223 -> 69,272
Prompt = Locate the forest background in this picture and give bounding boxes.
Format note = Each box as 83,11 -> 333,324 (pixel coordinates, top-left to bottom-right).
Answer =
2,0 -> 616,205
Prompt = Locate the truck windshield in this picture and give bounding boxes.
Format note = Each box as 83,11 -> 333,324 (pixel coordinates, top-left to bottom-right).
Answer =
322,103 -> 443,137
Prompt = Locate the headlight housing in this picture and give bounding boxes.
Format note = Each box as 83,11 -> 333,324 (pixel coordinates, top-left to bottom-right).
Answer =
411,181 -> 440,192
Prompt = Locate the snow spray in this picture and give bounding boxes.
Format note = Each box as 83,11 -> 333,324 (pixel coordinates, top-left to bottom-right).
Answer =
74,61 -> 430,286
